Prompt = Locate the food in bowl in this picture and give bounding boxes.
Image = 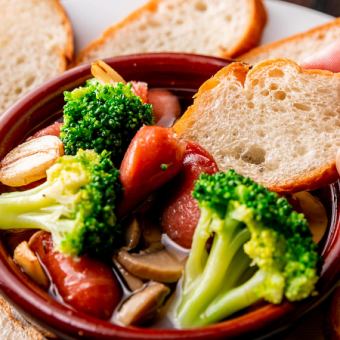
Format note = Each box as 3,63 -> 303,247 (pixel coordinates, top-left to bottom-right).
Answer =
0,59 -> 334,333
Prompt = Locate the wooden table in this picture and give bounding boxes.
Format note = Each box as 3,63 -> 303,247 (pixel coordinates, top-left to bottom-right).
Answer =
284,0 -> 340,16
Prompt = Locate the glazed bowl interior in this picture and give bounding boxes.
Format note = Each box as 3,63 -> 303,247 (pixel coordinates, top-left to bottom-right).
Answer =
0,53 -> 339,340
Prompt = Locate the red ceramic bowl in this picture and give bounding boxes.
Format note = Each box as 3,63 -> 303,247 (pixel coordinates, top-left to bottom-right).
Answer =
0,53 -> 339,339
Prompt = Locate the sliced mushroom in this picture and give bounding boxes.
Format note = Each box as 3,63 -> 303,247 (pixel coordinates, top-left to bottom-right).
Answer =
141,219 -> 163,252
124,217 -> 141,250
115,281 -> 170,326
0,135 -> 64,187
13,241 -> 49,287
293,191 -> 328,243
113,258 -> 144,291
91,60 -> 126,84
116,248 -> 184,283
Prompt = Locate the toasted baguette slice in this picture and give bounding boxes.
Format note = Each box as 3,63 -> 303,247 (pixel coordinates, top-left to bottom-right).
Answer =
0,0 -> 73,115
174,59 -> 340,193
240,18 -> 340,64
77,0 -> 266,64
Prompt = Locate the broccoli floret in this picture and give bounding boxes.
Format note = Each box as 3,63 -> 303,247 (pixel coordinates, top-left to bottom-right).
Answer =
0,150 -> 121,257
60,81 -> 153,165
174,170 -> 320,328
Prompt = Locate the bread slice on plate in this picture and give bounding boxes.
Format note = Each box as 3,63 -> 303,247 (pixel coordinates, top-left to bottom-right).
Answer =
77,0 -> 267,64
174,59 -> 340,193
0,296 -> 45,340
240,18 -> 340,64
0,0 -> 73,115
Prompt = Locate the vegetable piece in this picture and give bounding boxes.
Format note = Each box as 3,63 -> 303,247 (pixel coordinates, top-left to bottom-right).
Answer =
116,248 -> 184,283
0,149 -> 121,256
115,281 -> 170,326
124,217 -> 141,250
60,80 -> 153,165
148,89 -> 181,127
140,216 -> 163,252
113,258 -> 144,291
130,81 -> 148,104
0,136 -> 64,187
161,142 -> 218,248
30,232 -> 121,319
173,170 -> 320,328
118,126 -> 186,216
13,241 -> 49,287
91,60 -> 126,84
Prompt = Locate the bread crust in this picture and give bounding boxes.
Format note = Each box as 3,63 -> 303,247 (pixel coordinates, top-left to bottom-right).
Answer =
76,0 -> 267,64
52,0 -> 74,70
222,0 -> 267,58
174,59 -> 340,193
239,18 -> 340,63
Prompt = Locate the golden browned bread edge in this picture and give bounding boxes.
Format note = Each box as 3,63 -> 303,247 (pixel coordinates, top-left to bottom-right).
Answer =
52,0 -> 74,70
174,59 -> 340,193
76,0 -> 267,64
239,18 -> 340,63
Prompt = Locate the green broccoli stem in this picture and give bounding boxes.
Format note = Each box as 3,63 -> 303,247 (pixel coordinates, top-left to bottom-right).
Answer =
0,182 -> 56,229
218,247 -> 251,294
176,214 -> 249,328
195,270 -> 266,327
183,208 -> 212,291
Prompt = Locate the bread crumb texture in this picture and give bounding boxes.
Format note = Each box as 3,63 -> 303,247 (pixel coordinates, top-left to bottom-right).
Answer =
0,0 -> 73,115
175,59 -> 340,192
0,296 -> 45,339
78,0 -> 266,63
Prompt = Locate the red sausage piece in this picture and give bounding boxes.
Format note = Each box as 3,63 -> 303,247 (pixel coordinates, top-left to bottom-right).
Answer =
30,121 -> 63,139
130,81 -> 148,104
161,142 -> 218,248
118,126 -> 186,216
30,232 -> 121,320
148,89 -> 181,127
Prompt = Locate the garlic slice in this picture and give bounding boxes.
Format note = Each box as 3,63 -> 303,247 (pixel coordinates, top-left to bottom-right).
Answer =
14,241 -> 49,287
0,135 -> 64,187
91,60 -> 126,84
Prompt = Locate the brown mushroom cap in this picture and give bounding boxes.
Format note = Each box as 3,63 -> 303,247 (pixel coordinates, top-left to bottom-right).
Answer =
116,249 -> 184,283
115,281 -> 170,326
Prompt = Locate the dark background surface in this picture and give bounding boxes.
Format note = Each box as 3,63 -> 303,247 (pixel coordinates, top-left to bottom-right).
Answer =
285,0 -> 340,16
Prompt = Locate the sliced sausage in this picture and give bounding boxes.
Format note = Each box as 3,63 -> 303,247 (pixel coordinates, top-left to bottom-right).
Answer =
29,121 -> 63,139
161,142 -> 218,248
29,232 -> 121,319
118,126 -> 186,216
148,89 -> 181,127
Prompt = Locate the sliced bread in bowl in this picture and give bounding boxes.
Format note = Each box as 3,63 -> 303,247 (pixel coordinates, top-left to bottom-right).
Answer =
174,59 -> 340,193
77,0 -> 266,64
0,0 -> 73,115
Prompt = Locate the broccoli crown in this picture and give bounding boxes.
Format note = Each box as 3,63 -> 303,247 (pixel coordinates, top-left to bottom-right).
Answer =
60,80 -> 153,165
53,149 -> 122,256
193,170 -> 319,301
173,170 -> 320,328
0,150 -> 121,257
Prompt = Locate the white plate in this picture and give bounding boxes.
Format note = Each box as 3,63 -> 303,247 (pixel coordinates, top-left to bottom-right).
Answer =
61,0 -> 333,53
